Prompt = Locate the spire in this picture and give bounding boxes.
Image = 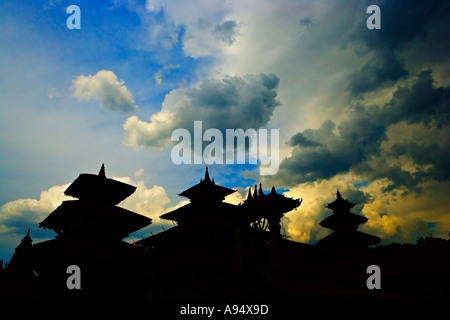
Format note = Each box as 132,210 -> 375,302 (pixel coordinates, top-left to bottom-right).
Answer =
259,183 -> 264,196
21,229 -> 32,244
247,187 -> 253,200
253,184 -> 258,198
318,190 -> 381,249
270,186 -> 277,195
204,166 -> 211,182
98,163 -> 106,179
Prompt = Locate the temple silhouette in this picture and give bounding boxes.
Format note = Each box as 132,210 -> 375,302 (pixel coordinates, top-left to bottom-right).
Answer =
317,190 -> 381,249
0,165 -> 449,302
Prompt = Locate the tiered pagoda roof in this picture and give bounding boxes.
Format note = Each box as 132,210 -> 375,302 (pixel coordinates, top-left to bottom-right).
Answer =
8,229 -> 33,268
320,191 -> 367,231
159,167 -> 236,224
64,165 -> 135,205
177,166 -> 235,201
39,164 -> 152,240
317,190 -> 381,249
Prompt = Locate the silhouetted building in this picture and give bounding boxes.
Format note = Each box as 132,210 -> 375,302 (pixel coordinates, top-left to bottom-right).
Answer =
159,166 -> 237,225
8,229 -> 32,268
231,184 -> 302,270
39,164 -> 151,240
316,190 -> 381,250
4,165 -> 153,299
3,166 -> 449,302
137,166 -> 239,272
137,167 -> 302,273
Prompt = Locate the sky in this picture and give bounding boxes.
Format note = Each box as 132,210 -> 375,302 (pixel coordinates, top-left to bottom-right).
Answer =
1,0 -> 449,262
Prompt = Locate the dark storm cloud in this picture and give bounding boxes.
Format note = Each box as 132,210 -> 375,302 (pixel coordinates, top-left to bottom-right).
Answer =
276,71 -> 449,193
123,73 -> 280,148
186,73 -> 280,130
360,0 -> 449,52
288,132 -> 322,147
381,71 -> 450,127
193,18 -> 239,46
214,20 -> 239,45
299,17 -> 316,29
348,52 -> 408,95
278,0 -> 450,191
347,0 -> 450,96
390,141 -> 450,183
279,105 -> 386,185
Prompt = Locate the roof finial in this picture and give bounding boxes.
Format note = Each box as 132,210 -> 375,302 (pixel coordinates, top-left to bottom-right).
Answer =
253,184 -> 258,198
247,187 -> 253,200
21,229 -> 32,244
337,189 -> 342,199
204,166 -> 211,182
270,186 -> 277,194
259,182 -> 264,196
98,163 -> 106,179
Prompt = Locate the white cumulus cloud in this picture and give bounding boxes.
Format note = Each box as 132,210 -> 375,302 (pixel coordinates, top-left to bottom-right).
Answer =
71,70 -> 138,113
123,73 -> 280,149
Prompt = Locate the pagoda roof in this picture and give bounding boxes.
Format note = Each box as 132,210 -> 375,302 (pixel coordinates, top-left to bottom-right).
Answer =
39,200 -> 151,239
8,229 -> 33,268
231,185 -> 302,223
160,201 -> 238,223
178,167 -> 235,201
316,230 -> 381,248
136,226 -> 185,247
325,190 -> 356,211
320,211 -> 368,231
64,164 -> 136,205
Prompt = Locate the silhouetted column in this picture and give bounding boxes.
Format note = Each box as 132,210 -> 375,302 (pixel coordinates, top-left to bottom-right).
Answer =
234,228 -> 243,274
234,226 -> 249,274
268,215 -> 282,271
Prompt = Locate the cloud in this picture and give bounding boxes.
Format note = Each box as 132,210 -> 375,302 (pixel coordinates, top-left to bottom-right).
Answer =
123,73 -> 280,149
214,20 -> 239,45
153,64 -> 180,85
71,70 -> 138,113
282,177 -> 373,244
0,175 -> 178,258
114,176 -> 171,221
299,16 -> 316,29
134,168 -> 144,178
0,184 -> 70,229
361,198 -> 431,244
139,0 -> 237,58
348,52 -> 409,96
381,71 -> 450,127
145,0 -> 162,13
223,187 -> 247,206
183,18 -> 239,58
271,71 -> 449,195
281,176 -> 435,245
346,0 -> 450,96
47,87 -> 62,99
0,183 -> 71,258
